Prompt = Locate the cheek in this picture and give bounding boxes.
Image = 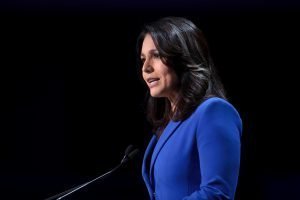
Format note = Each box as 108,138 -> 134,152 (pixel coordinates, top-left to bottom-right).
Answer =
142,72 -> 147,82
165,71 -> 177,86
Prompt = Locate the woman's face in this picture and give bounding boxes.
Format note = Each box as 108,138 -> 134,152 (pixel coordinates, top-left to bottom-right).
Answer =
141,34 -> 178,101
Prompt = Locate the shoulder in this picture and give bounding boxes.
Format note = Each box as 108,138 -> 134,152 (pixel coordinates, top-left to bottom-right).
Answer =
195,97 -> 239,115
194,97 -> 242,129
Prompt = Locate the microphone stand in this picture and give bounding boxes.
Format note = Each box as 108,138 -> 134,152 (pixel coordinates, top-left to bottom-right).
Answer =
44,147 -> 139,200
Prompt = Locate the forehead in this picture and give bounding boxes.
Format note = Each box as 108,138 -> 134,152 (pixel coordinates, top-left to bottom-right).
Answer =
141,34 -> 157,54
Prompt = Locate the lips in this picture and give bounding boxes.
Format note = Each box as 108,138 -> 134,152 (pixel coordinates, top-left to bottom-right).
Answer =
146,77 -> 160,88
147,78 -> 160,83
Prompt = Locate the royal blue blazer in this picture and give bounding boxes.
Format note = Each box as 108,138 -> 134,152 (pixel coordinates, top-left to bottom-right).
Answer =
142,97 -> 242,200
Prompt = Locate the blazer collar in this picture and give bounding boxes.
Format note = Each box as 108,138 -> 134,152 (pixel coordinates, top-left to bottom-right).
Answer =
149,120 -> 182,183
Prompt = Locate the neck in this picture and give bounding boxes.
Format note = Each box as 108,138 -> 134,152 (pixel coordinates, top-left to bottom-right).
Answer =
168,93 -> 178,112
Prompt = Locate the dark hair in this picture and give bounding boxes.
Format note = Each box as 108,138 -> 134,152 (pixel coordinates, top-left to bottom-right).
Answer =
137,17 -> 226,133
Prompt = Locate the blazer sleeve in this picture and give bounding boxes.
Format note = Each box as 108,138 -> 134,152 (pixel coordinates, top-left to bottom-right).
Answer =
183,99 -> 242,200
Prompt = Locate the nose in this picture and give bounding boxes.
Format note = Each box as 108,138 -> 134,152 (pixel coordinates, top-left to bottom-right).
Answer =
142,59 -> 153,74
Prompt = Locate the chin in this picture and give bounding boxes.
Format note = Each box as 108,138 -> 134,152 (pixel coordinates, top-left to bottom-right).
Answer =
149,92 -> 159,97
150,89 -> 164,98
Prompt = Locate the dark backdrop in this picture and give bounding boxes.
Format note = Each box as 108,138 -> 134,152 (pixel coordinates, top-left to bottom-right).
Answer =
1,1 -> 300,199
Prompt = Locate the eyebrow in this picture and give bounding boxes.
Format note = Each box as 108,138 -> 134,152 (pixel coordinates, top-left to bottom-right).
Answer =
140,49 -> 158,57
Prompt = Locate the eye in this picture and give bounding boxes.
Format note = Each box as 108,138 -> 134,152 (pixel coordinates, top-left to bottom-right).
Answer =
153,52 -> 160,59
140,58 -> 145,64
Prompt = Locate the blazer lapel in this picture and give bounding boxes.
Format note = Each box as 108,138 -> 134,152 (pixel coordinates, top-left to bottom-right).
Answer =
142,135 -> 157,198
149,120 -> 182,184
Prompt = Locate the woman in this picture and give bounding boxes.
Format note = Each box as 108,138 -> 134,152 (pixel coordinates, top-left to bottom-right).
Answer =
137,17 -> 242,200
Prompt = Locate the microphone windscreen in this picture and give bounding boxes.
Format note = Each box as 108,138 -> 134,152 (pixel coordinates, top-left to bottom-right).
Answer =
124,145 -> 134,155
128,149 -> 139,159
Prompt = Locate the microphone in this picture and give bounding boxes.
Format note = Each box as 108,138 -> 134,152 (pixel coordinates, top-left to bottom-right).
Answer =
44,145 -> 139,200
121,144 -> 133,163
121,148 -> 139,164
124,144 -> 134,155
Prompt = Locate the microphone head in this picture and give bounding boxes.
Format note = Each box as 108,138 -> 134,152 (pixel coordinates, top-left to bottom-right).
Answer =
124,145 -> 134,156
128,149 -> 139,160
121,148 -> 139,164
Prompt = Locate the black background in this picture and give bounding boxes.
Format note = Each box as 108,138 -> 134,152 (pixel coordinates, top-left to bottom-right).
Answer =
1,1 -> 300,199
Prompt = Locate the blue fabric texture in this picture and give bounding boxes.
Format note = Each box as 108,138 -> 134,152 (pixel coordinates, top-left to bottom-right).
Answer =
142,97 -> 242,200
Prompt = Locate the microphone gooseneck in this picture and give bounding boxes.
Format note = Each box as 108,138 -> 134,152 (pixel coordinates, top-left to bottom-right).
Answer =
44,145 -> 139,200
